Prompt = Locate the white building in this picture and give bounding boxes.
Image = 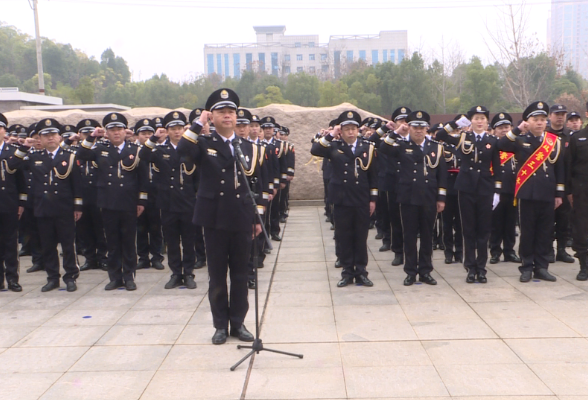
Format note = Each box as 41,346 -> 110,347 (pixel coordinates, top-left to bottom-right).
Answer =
548,0 -> 588,79
204,26 -> 408,80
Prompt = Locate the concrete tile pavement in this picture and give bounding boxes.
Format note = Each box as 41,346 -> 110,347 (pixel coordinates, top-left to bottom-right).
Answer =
1,206 -> 588,399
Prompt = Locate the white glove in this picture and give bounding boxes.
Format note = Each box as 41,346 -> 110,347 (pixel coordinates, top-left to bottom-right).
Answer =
492,193 -> 500,210
456,116 -> 471,129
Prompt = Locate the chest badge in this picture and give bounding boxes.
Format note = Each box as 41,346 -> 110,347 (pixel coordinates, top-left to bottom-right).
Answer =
129,154 -> 134,160
62,161 -> 67,166
431,152 -> 435,157
486,144 -> 491,149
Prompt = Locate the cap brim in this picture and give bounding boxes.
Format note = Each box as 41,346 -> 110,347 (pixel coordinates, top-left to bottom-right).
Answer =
340,120 -> 360,127
408,122 -> 429,127
210,101 -> 237,111
136,126 -> 155,133
165,121 -> 186,128
236,119 -> 251,125
526,110 -> 548,119
493,120 -> 512,128
394,115 -> 408,121
105,122 -> 127,129
38,128 -> 61,135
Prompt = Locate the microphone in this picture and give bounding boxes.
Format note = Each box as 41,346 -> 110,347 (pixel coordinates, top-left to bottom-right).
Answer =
232,138 -> 250,171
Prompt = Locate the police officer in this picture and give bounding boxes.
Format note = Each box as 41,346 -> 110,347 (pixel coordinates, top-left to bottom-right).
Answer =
566,111 -> 583,132
566,102 -> 588,280
436,106 -> 501,283
68,113 -> 148,291
311,110 -> 378,288
278,126 -> 294,222
178,88 -> 265,345
379,111 -> 447,286
489,112 -> 521,264
75,119 -> 108,272
11,119 -> 82,292
0,113 -> 24,291
548,104 -> 574,263
498,101 -> 564,282
141,111 -> 199,289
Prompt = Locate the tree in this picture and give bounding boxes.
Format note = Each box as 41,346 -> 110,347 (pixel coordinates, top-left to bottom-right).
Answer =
284,72 -> 320,107
253,86 -> 291,107
318,81 -> 348,107
460,57 -> 501,110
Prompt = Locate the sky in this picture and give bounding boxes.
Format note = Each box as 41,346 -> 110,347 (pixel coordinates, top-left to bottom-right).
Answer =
1,0 -> 556,83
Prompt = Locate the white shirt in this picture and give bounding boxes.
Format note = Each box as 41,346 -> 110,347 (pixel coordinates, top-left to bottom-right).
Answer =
47,148 -> 59,159
348,139 -> 358,154
116,142 -> 125,153
474,132 -> 486,142
0,141 -> 4,152
219,133 -> 235,156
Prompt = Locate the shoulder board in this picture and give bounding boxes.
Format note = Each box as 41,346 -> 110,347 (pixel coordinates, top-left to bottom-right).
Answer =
200,134 -> 213,139
429,139 -> 440,144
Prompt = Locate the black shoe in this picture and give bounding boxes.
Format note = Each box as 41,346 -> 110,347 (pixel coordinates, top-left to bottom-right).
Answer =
375,233 -> 383,240
257,262 -> 264,269
566,238 -> 573,248
404,275 -> 416,286
212,328 -> 228,345
369,221 -> 375,229
151,259 -> 165,270
489,255 -> 500,264
419,273 -> 437,285
125,280 -> 137,291
66,281 -> 77,292
477,273 -> 488,284
0,281 -> 4,290
230,325 -> 254,342
264,248 -> 271,255
356,275 -> 374,287
41,281 -> 60,292
438,243 -> 446,251
379,244 -> 391,252
137,259 -> 150,269
80,261 -> 98,271
7,281 -> 22,292
466,272 -> 476,284
334,259 -> 342,268
504,254 -> 521,263
271,234 -> 282,241
330,224 -> 335,231
184,275 -> 197,289
100,261 -> 109,271
165,275 -> 183,289
520,270 -> 532,282
18,248 -> 31,257
325,216 -> 332,223
391,254 -> 404,266
556,249 -> 575,263
248,279 -> 256,289
337,277 -> 353,287
105,280 -> 124,290
577,269 -> 588,281
26,263 -> 44,273
454,255 -> 463,263
548,254 -> 555,264
194,260 -> 206,269
534,269 -> 557,282
279,216 -> 287,223
444,255 -> 453,264
432,243 -> 438,250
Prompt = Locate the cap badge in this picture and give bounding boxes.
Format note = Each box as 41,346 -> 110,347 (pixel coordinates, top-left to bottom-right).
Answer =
558,105 -> 563,109
238,110 -> 244,117
65,126 -> 71,131
112,114 -> 118,121
477,106 -> 482,112
266,117 -> 271,122
401,107 -> 406,113
143,119 -> 149,125
347,112 -> 353,118
417,112 -> 423,118
538,102 -> 544,109
156,118 -> 161,123
196,110 -> 201,115
173,112 -> 179,119
220,90 -> 229,99
85,120 -> 91,126
499,113 -> 505,119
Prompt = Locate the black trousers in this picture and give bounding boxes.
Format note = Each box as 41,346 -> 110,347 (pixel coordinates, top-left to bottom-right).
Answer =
279,181 -> 290,216
554,197 -> 571,249
102,209 -> 137,283
37,214 -> 79,283
161,211 -> 196,277
194,225 -> 206,262
375,190 -> 390,243
137,202 -> 163,263
270,190 -> 281,235
433,213 -> 443,246
572,182 -> 588,257
388,192 -> 403,254
204,227 -> 251,330
323,178 -> 332,220
490,193 -> 517,258
0,211 -> 20,284
442,194 -> 462,259
459,191 -> 492,274
519,199 -> 554,272
19,207 -> 42,266
400,203 -> 436,276
334,204 -> 369,279
77,204 -> 107,265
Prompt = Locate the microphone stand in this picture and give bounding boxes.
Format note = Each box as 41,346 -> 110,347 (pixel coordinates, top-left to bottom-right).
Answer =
230,143 -> 303,371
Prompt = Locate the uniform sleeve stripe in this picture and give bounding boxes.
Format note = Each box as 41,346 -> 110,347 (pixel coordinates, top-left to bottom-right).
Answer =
15,149 -> 28,158
319,136 -> 330,147
506,131 -> 516,141
145,139 -> 157,149
495,182 -> 502,189
139,192 -> 148,200
74,198 -> 83,205
370,189 -> 378,196
19,194 -> 27,201
183,130 -> 198,144
81,139 -> 94,149
439,188 -> 447,196
557,184 -> 565,191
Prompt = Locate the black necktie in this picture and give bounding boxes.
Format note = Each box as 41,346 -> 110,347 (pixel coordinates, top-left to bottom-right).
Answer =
476,135 -> 482,142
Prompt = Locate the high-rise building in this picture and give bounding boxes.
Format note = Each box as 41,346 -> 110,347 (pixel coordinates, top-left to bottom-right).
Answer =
203,26 -> 408,80
548,0 -> 588,79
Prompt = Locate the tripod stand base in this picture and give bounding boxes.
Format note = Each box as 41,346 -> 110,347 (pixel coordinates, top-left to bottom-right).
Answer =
230,339 -> 303,371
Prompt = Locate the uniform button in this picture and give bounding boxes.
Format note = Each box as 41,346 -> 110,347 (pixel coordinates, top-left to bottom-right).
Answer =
172,168 -> 175,172
44,174 -> 48,177
108,174 -> 112,177
120,184 -> 123,187
89,181 -> 92,184
425,180 -> 428,183
413,178 -> 417,181
343,180 -> 347,183
222,169 -> 226,172
44,182 -> 47,185
413,170 -> 417,173
356,181 -> 359,185
546,174 -> 549,177
414,163 -> 417,166
478,161 -> 482,163
220,180 -> 225,184
533,173 -> 536,176
170,185 -> 174,188
44,190 -> 47,193
236,194 -> 240,198
220,192 -> 224,196
470,167 -> 473,170
238,171 -> 241,175
108,182 -> 111,185
345,163 -> 348,167
110,166 -> 113,169
477,169 -> 480,172
344,171 -> 347,175
54,191 -> 58,194
171,177 -> 174,180
121,175 -> 124,178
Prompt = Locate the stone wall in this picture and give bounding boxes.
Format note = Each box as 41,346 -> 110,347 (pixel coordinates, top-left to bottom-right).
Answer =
5,103 -> 381,200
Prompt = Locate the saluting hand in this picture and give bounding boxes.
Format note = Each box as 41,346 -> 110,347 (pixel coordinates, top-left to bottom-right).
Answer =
331,125 -> 341,139
154,128 -> 167,139
199,110 -> 212,125
21,138 -> 36,147
518,121 -> 529,132
92,127 -> 105,138
396,124 -> 409,136
69,133 -> 82,142
386,121 -> 396,131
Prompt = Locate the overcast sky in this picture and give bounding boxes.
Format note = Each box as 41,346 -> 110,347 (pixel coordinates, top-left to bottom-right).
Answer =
2,0 -> 553,82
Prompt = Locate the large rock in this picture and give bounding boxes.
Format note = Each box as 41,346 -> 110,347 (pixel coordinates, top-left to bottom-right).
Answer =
5,103 -> 381,200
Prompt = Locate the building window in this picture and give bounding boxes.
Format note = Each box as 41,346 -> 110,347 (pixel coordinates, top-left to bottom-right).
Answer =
308,42 -> 315,47
285,54 -> 291,61
372,50 -> 379,64
309,66 -> 316,73
321,65 -> 329,73
346,50 -> 353,61
233,53 -> 241,78
224,54 -> 229,77
259,52 -> 266,71
398,49 -> 405,62
321,53 -> 327,61
297,67 -> 303,72
295,42 -> 301,48
246,53 -> 253,70
207,54 -> 215,74
309,54 -> 315,61
271,52 -> 279,76
284,66 -> 291,74
383,49 -> 388,62
359,50 -> 366,61
216,54 -> 222,76
390,49 -> 396,64
297,54 -> 303,61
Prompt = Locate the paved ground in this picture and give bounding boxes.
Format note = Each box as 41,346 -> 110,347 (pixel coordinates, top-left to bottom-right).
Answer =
2,206 -> 588,400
